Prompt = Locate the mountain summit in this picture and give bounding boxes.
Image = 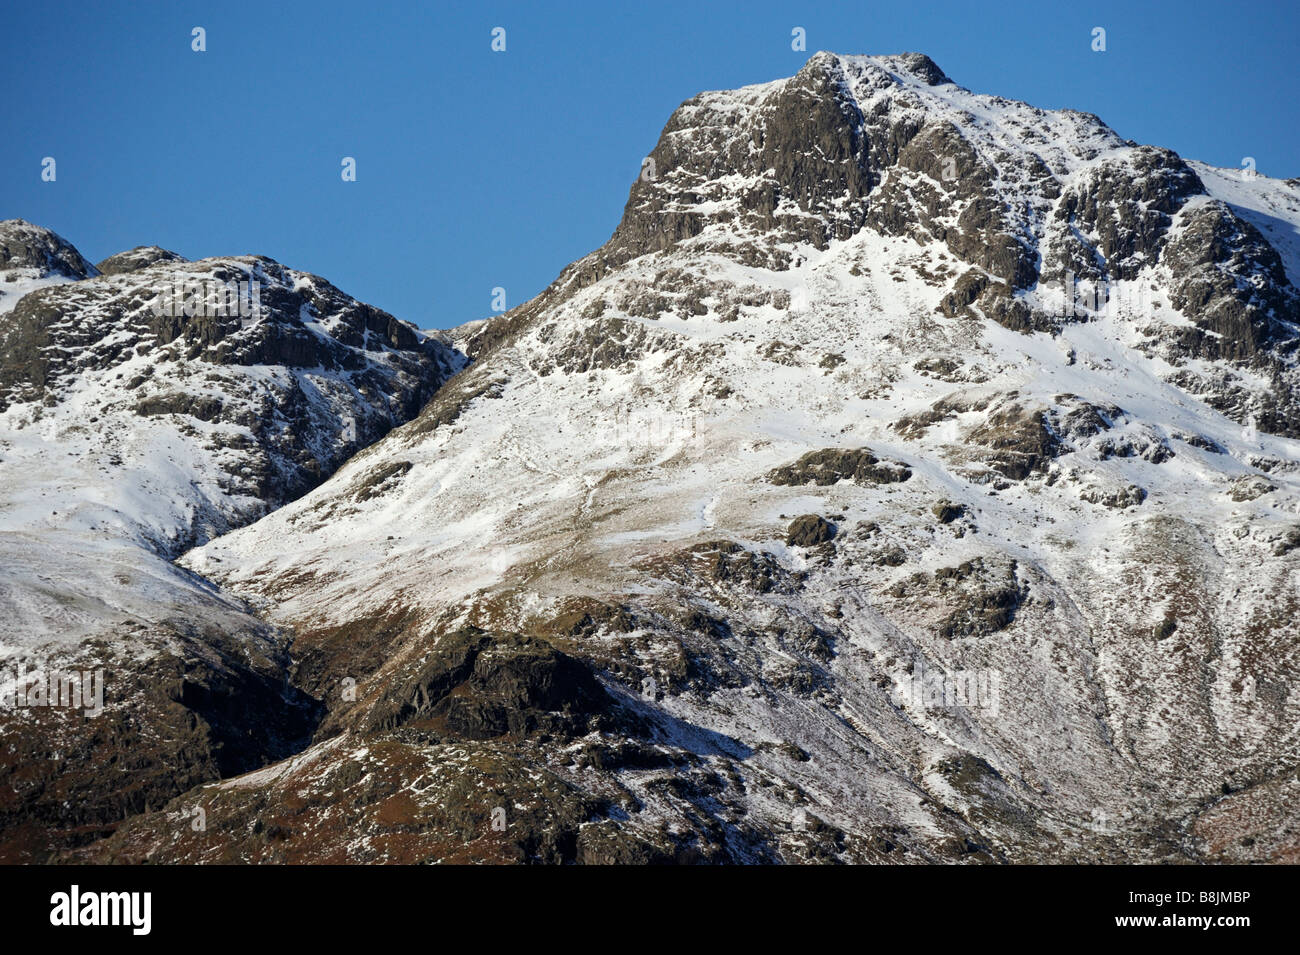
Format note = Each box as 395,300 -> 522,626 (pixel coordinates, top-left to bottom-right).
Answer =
4,54 -> 1299,864
492,51 -> 1300,432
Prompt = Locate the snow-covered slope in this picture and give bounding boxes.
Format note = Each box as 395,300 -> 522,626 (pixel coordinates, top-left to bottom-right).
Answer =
18,53 -> 1300,864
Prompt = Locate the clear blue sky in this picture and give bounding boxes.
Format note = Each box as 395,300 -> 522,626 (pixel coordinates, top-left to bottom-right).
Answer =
2,0 -> 1296,329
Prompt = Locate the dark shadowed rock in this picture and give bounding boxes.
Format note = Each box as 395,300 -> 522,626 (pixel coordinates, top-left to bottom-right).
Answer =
786,514 -> 837,547
933,500 -> 965,523
1046,147 -> 1203,285
364,628 -> 614,740
967,402 -> 1062,479
769,447 -> 912,486
1162,201 -> 1300,362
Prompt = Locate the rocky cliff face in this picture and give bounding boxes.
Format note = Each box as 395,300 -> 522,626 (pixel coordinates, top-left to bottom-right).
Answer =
482,53 -> 1300,432
6,53 -> 1300,865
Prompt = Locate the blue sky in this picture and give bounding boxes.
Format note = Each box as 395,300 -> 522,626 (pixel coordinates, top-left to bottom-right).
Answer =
2,0 -> 1297,329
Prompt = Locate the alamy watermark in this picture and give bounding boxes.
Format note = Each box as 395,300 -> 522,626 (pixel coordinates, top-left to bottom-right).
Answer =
894,657 -> 1000,716
50,885 -> 150,935
1,664 -> 105,718
603,405 -> 697,449
150,277 -> 263,325
1053,271 -> 1160,322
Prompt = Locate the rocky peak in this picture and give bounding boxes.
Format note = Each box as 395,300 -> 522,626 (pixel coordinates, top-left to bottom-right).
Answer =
600,51 -> 1112,270
858,51 -> 953,87
0,218 -> 97,279
0,244 -> 465,550
519,52 -> 1298,435
95,245 -> 188,275
604,51 -> 910,267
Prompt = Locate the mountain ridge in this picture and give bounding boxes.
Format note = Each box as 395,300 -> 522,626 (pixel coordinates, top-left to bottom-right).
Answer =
464,51 -> 1299,435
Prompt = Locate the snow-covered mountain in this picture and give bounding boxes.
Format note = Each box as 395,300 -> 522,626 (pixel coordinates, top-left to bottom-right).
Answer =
6,53 -> 1300,864
0,219 -> 462,859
